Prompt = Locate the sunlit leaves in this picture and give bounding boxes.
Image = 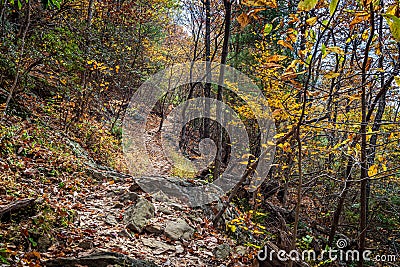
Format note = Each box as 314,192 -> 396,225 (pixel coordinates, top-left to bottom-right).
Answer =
298,0 -> 318,12
326,46 -> 344,55
383,14 -> 400,42
306,16 -> 318,26
329,0 -> 339,16
242,0 -> 277,8
324,71 -> 340,79
349,11 -> 370,28
394,76 -> 400,87
277,40 -> 293,50
263,23 -> 273,35
368,164 -> 378,177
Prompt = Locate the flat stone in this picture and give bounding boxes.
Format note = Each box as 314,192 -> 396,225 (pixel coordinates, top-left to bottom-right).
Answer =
141,238 -> 175,254
164,219 -> 194,240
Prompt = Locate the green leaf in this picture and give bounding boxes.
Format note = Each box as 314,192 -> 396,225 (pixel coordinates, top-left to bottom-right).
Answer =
329,0 -> 339,16
264,23 -> 273,35
28,237 -> 37,247
298,0 -> 318,11
383,14 -> 400,41
321,43 -> 326,56
17,0 -> 21,9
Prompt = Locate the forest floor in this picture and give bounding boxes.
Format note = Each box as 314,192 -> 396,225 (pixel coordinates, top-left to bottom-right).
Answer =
0,108 -> 255,267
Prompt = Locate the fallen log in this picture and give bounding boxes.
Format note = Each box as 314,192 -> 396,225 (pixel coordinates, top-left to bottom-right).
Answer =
0,198 -> 37,221
44,251 -> 159,267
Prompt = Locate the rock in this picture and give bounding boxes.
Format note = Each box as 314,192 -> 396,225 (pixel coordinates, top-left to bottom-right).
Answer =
213,243 -> 231,259
119,192 -> 139,203
78,240 -> 94,250
141,238 -> 175,254
169,203 -> 184,211
124,198 -> 155,233
145,223 -> 163,234
164,219 -> 194,240
158,206 -> 173,215
235,245 -> 247,256
37,235 -> 52,252
105,214 -> 118,226
175,245 -> 184,254
152,191 -> 172,203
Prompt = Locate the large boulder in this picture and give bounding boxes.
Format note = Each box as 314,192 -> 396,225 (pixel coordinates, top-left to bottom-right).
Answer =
123,198 -> 155,233
164,219 -> 194,240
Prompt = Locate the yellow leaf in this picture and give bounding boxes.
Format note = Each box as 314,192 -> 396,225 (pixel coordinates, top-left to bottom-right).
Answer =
274,132 -> 286,139
327,46 -> 345,55
394,76 -> 400,87
325,71 -> 340,79
243,0 -> 277,8
115,65 -> 120,73
277,40 -> 293,50
368,164 -> 378,177
227,224 -> 237,232
298,0 -> 318,11
306,17 -> 318,25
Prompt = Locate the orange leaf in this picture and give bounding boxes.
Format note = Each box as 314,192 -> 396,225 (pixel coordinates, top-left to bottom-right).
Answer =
277,40 -> 293,50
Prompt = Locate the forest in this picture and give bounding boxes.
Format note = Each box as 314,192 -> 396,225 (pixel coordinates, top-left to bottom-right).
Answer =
0,0 -> 399,266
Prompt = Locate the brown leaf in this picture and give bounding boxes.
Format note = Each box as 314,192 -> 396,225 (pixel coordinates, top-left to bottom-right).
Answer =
237,13 -> 250,29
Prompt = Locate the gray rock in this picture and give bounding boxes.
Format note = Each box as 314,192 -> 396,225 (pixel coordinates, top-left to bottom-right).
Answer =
141,238 -> 175,254
169,203 -> 184,211
175,245 -> 184,254
152,191 -> 172,203
105,214 -> 118,226
213,243 -> 231,259
158,206 -> 173,215
124,198 -> 155,233
164,219 -> 194,240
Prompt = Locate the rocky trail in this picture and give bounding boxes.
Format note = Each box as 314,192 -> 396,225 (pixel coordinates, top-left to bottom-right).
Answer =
0,114 -> 253,267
